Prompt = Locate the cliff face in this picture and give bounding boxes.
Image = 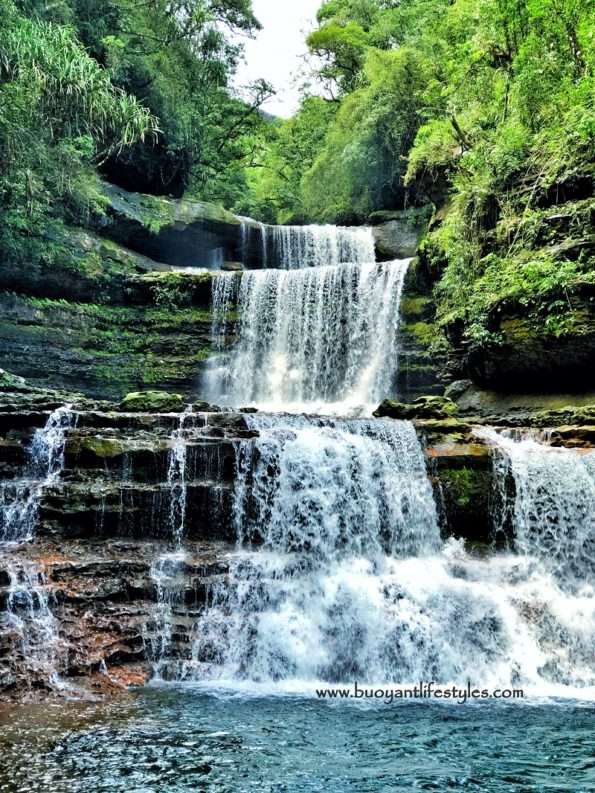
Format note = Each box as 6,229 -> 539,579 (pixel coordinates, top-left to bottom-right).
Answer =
420,180 -> 595,392
0,183 -> 240,400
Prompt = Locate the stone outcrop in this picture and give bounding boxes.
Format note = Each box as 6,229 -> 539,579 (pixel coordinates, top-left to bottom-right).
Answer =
0,291 -> 221,400
375,396 -> 458,420
0,227 -> 169,305
463,286 -> 595,391
368,206 -> 433,260
97,183 -> 243,269
396,259 -> 447,401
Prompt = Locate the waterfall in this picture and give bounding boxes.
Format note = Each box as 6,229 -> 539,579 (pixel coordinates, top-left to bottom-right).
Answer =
238,218 -> 375,269
145,551 -> 188,682
146,408 -> 193,679
187,416 -> 438,683
477,428 -> 595,583
0,406 -> 73,689
184,219 -> 595,698
208,259 -> 409,411
151,414 -> 592,695
2,560 -> 64,687
232,416 -> 439,557
271,224 -> 375,269
167,406 -> 192,544
0,405 -> 74,543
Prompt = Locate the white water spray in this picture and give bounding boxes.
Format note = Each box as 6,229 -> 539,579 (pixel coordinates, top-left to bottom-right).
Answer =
0,405 -> 74,543
477,428 -> 595,583
171,416 -> 595,695
2,560 -> 64,687
208,259 -> 409,411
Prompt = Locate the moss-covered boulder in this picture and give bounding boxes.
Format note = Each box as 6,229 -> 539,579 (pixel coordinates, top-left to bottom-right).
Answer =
0,369 -> 27,391
124,271 -> 219,308
120,391 -> 186,413
375,395 -> 458,420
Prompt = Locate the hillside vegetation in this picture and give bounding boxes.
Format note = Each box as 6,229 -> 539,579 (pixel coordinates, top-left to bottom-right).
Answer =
1,0 -> 594,389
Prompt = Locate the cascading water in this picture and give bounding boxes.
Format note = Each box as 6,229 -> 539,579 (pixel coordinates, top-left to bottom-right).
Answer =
3,560 -> 64,687
271,224 -> 375,269
163,222 -> 595,698
0,406 -> 73,689
146,408 -> 193,679
146,551 -> 188,681
239,217 -> 268,268
183,415 -> 595,693
167,406 -> 192,544
477,428 -> 595,583
0,405 -> 74,543
190,416 -> 440,683
208,259 -> 409,411
237,218 -> 375,270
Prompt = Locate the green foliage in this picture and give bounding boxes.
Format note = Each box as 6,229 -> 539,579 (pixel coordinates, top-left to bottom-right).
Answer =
0,0 -> 273,270
398,0 -> 595,345
242,98 -> 338,222
302,47 -> 430,222
61,0 -> 268,197
0,0 -> 158,267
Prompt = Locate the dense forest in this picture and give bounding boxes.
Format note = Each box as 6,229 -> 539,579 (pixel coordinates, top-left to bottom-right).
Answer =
1,0 -> 593,364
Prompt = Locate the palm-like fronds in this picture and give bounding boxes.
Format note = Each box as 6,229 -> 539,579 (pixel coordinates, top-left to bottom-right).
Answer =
0,15 -> 159,155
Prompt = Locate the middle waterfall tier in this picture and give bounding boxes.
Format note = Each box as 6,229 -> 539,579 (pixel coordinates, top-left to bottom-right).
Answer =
208,259 -> 409,410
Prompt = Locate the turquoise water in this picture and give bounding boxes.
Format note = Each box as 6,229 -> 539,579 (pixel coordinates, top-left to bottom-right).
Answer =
1,689 -> 594,792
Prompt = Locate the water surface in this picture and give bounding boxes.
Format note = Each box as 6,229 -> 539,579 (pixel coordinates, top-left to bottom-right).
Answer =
1,690 -> 593,792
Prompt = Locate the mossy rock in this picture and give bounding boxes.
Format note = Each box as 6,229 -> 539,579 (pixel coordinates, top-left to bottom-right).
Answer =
192,400 -> 220,413
375,395 -> 458,420
0,368 -> 27,391
78,436 -> 127,459
99,183 -> 243,270
534,404 -> 595,427
120,391 -> 185,413
125,271 -> 216,308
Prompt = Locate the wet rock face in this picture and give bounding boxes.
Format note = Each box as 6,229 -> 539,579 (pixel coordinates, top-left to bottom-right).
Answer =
0,538 -> 231,699
396,258 -> 447,401
0,393 -> 246,697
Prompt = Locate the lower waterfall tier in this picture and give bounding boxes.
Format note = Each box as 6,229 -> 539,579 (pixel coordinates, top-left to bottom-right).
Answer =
0,394 -> 594,700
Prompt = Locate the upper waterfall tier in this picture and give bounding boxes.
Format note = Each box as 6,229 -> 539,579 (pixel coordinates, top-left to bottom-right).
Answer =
239,220 -> 376,269
207,259 -> 409,412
